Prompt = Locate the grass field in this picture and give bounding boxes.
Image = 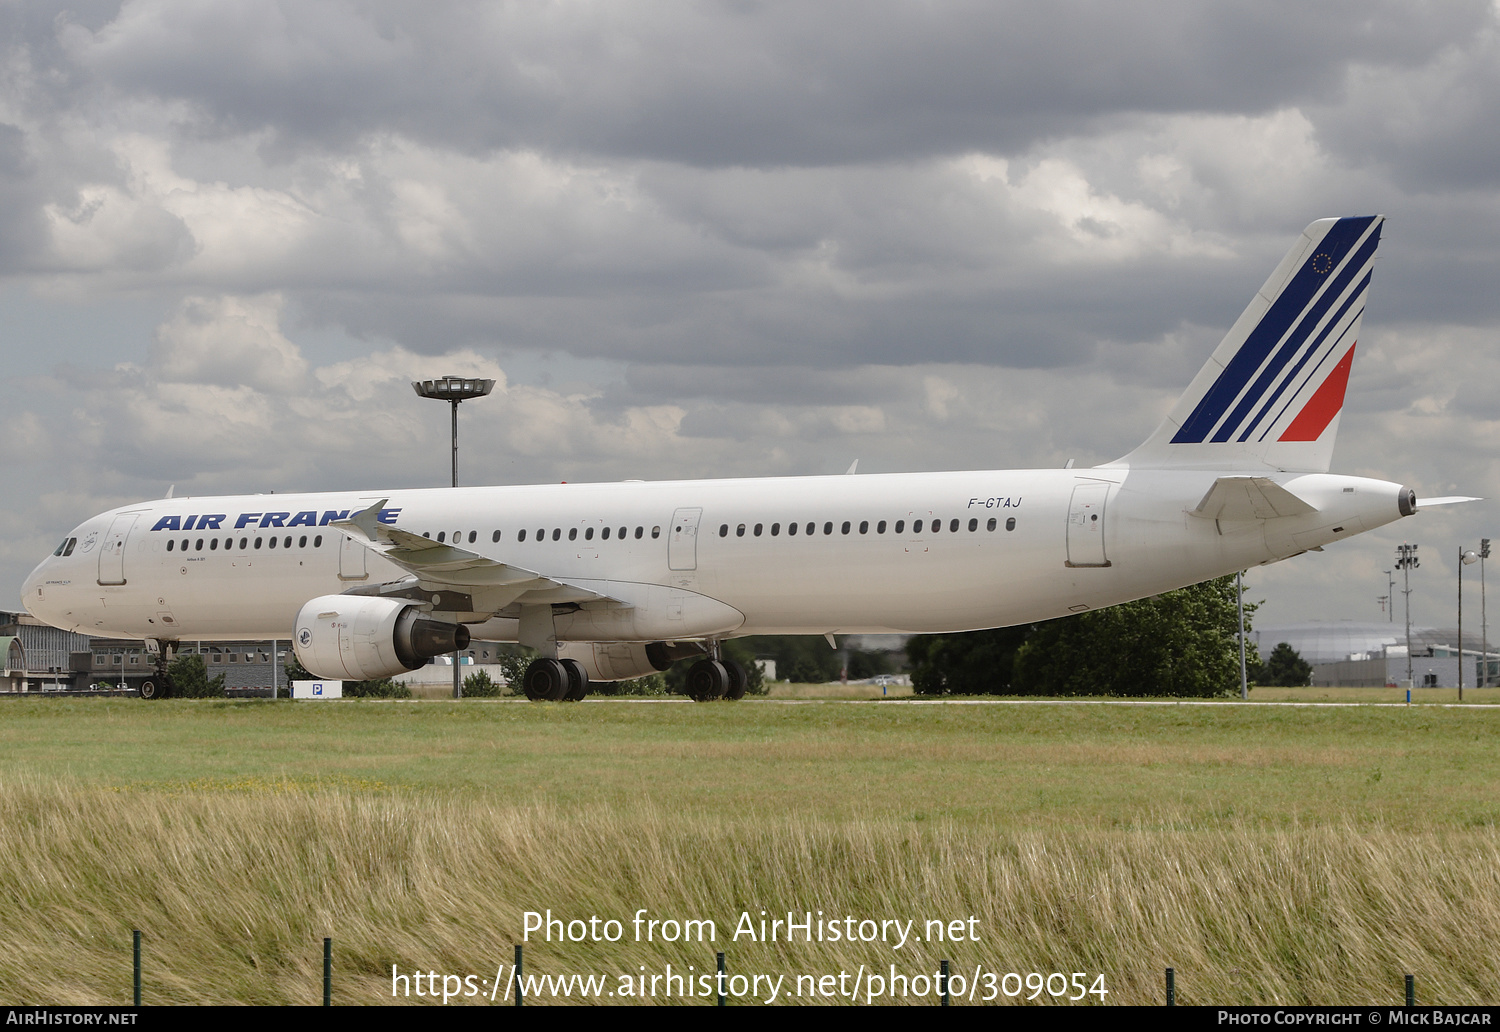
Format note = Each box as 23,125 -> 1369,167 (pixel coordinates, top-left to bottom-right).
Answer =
2,694 -> 1499,1005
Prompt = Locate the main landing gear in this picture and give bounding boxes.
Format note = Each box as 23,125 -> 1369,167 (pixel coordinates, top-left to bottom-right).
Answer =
519,654 -> 748,702
685,658 -> 747,702
522,658 -> 590,702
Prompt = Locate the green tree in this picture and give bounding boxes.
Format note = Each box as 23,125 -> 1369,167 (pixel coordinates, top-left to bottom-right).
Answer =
1261,642 -> 1313,687
462,669 -> 503,697
907,575 -> 1257,697
166,653 -> 227,698
908,626 -> 1030,695
1012,576 -> 1244,697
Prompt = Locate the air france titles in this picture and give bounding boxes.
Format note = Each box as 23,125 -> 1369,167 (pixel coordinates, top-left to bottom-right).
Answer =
149,509 -> 401,533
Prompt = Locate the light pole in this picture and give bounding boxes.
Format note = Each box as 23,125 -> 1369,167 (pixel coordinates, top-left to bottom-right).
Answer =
412,375 -> 496,698
1383,567 -> 1395,622
1482,539 -> 1491,688
1460,546 -> 1479,701
1237,570 -> 1248,700
1396,543 -> 1419,689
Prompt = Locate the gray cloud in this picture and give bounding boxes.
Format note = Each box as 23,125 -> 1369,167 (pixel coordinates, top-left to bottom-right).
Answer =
1,0 -> 1498,631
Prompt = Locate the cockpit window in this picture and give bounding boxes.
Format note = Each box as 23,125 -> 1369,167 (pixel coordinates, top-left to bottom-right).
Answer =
53,539 -> 68,556
59,537 -> 77,557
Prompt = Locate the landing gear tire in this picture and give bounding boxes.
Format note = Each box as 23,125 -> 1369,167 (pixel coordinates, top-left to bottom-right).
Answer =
523,659 -> 570,701
560,659 -> 590,702
139,679 -> 170,700
723,660 -> 748,701
686,659 -> 729,702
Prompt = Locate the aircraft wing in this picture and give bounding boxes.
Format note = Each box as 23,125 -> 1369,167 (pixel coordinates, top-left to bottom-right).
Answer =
1191,476 -> 1319,520
329,499 -> 625,611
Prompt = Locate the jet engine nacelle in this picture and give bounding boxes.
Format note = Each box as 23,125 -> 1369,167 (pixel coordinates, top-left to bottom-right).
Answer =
556,641 -> 706,682
294,595 -> 471,680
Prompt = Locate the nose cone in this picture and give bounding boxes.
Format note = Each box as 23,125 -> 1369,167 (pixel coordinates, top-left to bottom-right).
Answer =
20,558 -> 50,621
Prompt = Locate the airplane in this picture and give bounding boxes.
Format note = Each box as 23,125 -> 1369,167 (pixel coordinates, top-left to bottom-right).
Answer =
20,215 -> 1472,701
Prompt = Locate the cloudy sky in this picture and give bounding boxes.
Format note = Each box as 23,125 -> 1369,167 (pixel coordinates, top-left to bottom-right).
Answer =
3,0 -> 1498,635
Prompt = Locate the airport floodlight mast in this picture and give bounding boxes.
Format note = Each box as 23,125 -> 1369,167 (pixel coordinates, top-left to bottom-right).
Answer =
412,376 -> 496,698
1459,546 -> 1480,701
1482,539 -> 1491,688
1383,568 -> 1396,621
1396,543 -> 1419,688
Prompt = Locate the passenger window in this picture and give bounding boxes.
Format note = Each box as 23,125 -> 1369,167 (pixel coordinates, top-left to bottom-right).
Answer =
492,530 -> 501,542
269,537 -> 277,549
841,521 -> 850,534
635,527 -> 643,539
877,520 -> 886,533
537,528 -> 544,540
284,536 -> 292,548
453,531 -> 460,542
299,535 -> 308,548
895,520 -> 904,533
720,524 -> 729,537
823,522 -> 833,535
913,520 -> 923,533
569,528 -> 578,541
652,526 -> 661,538
771,523 -> 781,536
585,527 -> 594,540
210,538 -> 219,550
987,518 -> 996,531
932,520 -> 941,534
469,531 -> 477,543
254,537 -> 263,549
618,527 -> 626,539
423,532 -> 431,538
167,540 -> 174,552
314,535 -> 323,546
754,524 -> 763,536
859,521 -> 868,534
788,522 -> 798,536
552,529 -> 561,541
602,527 -> 611,540
240,537 -> 248,549
1006,517 -> 1016,531
968,518 -> 977,532
195,538 -> 204,551
737,524 -> 746,537
518,529 -> 528,542
951,519 -> 960,532
437,532 -> 446,543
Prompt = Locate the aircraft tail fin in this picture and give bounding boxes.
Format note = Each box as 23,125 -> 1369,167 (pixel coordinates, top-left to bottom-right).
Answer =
1105,215 -> 1384,473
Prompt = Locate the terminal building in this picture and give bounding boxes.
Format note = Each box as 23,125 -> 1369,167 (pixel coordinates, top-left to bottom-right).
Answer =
1255,621 -> 1500,688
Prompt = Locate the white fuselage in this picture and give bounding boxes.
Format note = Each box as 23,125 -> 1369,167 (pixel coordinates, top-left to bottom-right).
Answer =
22,468 -> 1410,645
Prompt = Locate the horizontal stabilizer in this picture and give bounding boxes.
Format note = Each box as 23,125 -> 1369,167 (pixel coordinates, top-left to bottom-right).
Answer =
1192,476 -> 1318,520
1417,495 -> 1482,509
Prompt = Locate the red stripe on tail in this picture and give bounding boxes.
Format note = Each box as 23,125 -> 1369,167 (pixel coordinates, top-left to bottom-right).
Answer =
1279,344 -> 1355,442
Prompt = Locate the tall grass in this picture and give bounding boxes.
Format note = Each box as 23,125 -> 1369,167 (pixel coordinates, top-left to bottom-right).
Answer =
1,775 -> 1497,1005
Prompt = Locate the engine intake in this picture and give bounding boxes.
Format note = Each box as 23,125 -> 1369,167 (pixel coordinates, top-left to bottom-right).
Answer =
294,595 -> 470,680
